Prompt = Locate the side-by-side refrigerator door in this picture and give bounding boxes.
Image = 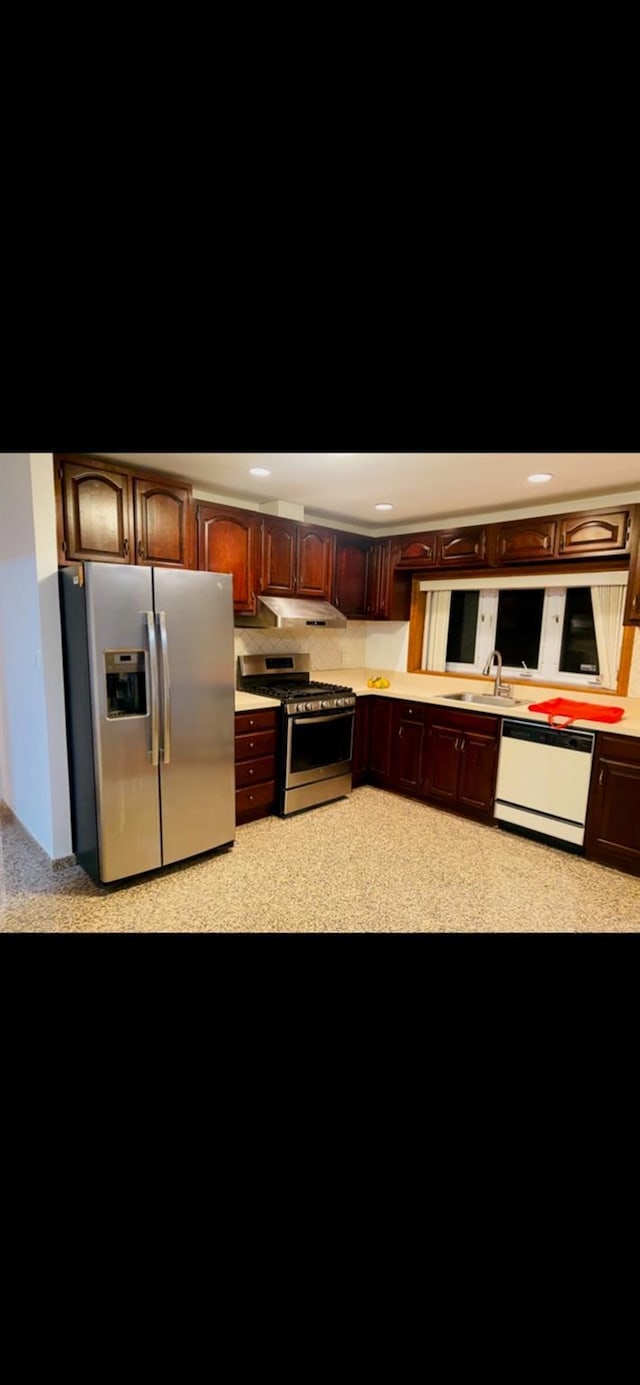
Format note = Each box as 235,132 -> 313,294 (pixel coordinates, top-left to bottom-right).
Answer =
153,568 -> 236,865
85,563 -> 162,882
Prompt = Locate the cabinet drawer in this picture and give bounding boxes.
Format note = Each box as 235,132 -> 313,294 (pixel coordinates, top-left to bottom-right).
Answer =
397,700 -> 425,723
235,729 -> 276,762
235,709 -> 277,735
596,734 -> 640,765
428,708 -> 500,737
235,780 -> 276,816
235,754 -> 276,788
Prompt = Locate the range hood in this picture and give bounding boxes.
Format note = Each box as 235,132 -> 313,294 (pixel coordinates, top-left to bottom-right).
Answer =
235,595 -> 347,629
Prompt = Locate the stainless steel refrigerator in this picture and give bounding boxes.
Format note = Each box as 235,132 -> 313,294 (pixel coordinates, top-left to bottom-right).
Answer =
59,562 -> 236,884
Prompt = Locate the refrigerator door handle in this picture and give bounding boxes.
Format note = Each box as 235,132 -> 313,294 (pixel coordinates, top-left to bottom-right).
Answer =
157,610 -> 172,765
145,611 -> 160,766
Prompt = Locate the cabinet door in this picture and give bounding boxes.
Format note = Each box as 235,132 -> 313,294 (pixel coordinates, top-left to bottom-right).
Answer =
391,702 -> 425,793
197,503 -> 261,614
394,532 -> 437,568
296,524 -> 334,598
558,509 -> 631,558
334,536 -> 369,617
365,540 -> 412,621
495,518 -> 558,564
457,729 -> 498,812
262,517 -> 297,595
352,697 -> 370,786
59,458 -> 133,563
585,736 -> 640,874
369,697 -> 394,783
423,718 -> 460,802
623,508 -> 640,626
435,527 -> 488,568
134,477 -> 194,568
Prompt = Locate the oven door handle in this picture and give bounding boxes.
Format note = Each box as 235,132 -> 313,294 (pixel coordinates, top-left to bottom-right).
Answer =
292,711 -> 354,727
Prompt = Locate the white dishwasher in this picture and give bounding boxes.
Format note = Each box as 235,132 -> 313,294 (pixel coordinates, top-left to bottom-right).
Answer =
494,718 -> 595,846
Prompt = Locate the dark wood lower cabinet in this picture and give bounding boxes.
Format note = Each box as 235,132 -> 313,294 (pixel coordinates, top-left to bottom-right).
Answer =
390,701 -> 425,795
423,708 -> 499,820
585,734 -> 640,875
368,697 -> 394,785
235,709 -> 278,824
351,697 -> 371,787
354,695 -> 499,824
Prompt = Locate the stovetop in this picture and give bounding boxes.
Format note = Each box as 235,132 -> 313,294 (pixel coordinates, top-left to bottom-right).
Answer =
250,680 -> 352,701
237,653 -> 356,715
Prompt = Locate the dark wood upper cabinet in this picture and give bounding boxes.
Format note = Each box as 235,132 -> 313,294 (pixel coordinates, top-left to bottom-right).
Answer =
56,455 -> 194,570
436,526 -> 488,567
495,518 -> 558,564
133,477 -> 194,568
366,540 -> 412,620
394,532 -> 437,568
196,503 -> 261,614
585,734 -> 640,875
57,457 -> 134,563
623,507 -> 640,626
333,534 -> 370,617
557,509 -> 631,557
296,524 -> 335,598
262,519 -> 334,599
261,516 -> 298,594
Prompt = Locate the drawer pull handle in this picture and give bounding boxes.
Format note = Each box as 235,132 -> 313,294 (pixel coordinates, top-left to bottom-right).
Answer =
599,768 -> 604,786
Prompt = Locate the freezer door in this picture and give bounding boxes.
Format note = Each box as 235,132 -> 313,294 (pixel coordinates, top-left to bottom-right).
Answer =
85,563 -> 162,882
153,568 -> 236,864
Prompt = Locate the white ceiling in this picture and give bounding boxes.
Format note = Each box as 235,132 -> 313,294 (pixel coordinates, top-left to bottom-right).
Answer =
92,453 -> 640,531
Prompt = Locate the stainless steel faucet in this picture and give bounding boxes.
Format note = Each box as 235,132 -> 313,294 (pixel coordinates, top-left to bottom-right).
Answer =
482,649 -> 511,696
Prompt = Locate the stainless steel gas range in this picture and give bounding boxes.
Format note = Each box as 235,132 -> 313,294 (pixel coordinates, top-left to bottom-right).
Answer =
237,654 -> 356,816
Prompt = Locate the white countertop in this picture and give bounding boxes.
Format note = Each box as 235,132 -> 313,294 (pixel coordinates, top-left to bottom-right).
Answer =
312,667 -> 640,737
235,691 -> 281,712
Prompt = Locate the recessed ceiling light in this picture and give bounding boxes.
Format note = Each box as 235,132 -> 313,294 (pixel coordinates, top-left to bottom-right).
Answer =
527,472 -> 554,483
375,503 -> 394,511
249,467 -> 271,477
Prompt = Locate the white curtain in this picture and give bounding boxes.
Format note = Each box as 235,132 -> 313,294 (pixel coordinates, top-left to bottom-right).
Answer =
591,585 -> 626,690
424,590 -> 452,670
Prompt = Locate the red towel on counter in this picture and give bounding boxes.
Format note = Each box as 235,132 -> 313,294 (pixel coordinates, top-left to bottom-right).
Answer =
528,697 -> 625,727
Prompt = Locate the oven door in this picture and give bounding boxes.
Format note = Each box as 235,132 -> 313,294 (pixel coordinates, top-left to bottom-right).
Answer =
285,709 -> 355,789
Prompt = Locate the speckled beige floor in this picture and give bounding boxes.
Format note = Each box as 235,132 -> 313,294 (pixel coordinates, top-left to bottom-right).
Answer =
1,789 -> 639,932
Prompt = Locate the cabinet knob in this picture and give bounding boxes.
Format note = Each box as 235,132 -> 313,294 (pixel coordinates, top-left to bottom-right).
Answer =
249,768 -> 254,775
249,719 -> 255,726
138,540 -> 145,559
123,537 -> 129,557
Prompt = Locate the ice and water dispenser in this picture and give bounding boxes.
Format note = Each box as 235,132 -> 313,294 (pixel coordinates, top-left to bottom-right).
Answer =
105,651 -> 147,718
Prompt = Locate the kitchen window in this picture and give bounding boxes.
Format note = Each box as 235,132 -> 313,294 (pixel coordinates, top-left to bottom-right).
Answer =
421,572 -> 627,690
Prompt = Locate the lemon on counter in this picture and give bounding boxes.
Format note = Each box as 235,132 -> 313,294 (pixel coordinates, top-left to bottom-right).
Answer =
367,675 -> 390,689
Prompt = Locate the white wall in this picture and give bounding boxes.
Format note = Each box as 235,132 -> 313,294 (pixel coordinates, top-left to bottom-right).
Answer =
233,619 -> 409,672
0,454 -> 72,858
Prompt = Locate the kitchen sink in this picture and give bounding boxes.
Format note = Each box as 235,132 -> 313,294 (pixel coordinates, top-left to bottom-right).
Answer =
441,692 -> 529,708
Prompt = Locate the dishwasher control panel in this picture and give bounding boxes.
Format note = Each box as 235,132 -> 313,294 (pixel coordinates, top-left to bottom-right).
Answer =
501,720 -> 594,752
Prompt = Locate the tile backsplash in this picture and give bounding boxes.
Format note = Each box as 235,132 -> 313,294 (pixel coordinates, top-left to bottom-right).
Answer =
234,622 -> 367,670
